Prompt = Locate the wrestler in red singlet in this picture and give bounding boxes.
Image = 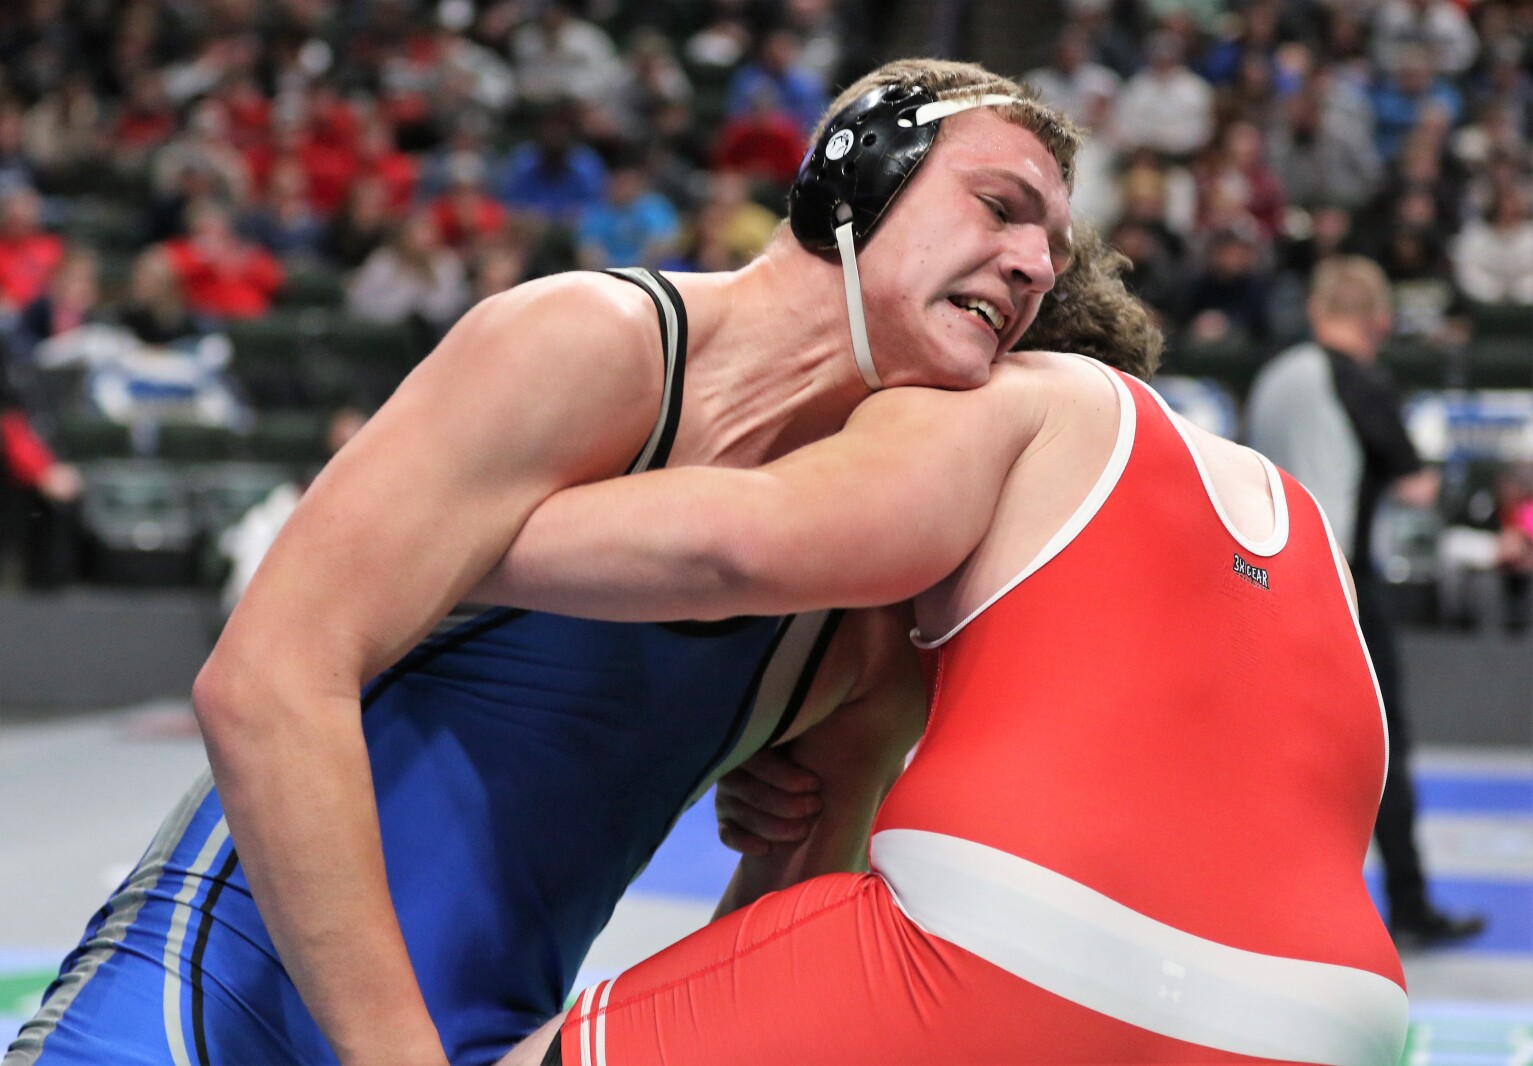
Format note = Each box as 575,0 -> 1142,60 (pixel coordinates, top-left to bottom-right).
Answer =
557,361 -> 1409,1066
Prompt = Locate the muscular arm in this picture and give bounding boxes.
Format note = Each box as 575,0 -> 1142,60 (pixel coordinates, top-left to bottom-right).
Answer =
191,276 -> 661,1064
476,370 -> 1040,622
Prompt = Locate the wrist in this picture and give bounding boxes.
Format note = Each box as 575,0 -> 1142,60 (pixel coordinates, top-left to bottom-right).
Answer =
334,1029 -> 448,1066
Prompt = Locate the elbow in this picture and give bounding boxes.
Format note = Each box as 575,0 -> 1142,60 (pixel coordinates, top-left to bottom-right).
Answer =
192,636 -> 309,758
192,643 -> 259,749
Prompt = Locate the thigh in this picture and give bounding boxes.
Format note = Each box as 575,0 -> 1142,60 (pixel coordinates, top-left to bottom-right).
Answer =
557,873 -> 1286,1065
10,943 -> 314,1066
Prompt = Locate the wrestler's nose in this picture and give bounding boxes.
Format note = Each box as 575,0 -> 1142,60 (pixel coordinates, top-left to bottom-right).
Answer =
1000,226 -> 1056,296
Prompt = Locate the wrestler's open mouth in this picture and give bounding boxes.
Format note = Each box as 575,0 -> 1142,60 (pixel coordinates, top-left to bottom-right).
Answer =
949,295 -> 1005,334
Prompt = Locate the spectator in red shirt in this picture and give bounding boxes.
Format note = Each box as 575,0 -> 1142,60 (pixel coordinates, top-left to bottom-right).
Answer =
213,71 -> 273,153
249,117 -> 354,220
0,352 -> 81,588
1194,119 -> 1286,238
160,199 -> 284,320
429,154 -> 507,253
14,248 -> 102,358
113,71 -> 181,171
710,84 -> 808,187
0,187 -> 64,313
356,115 -> 418,214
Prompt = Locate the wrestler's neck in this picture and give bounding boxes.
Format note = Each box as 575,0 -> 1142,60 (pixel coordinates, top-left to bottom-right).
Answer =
664,241 -> 871,467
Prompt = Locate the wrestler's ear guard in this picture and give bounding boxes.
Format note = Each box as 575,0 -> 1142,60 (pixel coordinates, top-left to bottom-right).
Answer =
789,85 -> 1024,391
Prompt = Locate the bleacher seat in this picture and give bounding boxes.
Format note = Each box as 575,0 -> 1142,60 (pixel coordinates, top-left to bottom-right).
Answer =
1378,338 -> 1449,390
226,308 -> 330,408
154,421 -> 236,462
59,198 -> 144,253
1465,338 -> 1532,390
52,413 -> 134,460
1160,335 -> 1263,398
78,459 -> 200,585
323,317 -> 422,403
276,263 -> 346,310
246,410 -> 329,464
183,462 -> 293,533
1467,301 -> 1533,339
183,461 -> 296,583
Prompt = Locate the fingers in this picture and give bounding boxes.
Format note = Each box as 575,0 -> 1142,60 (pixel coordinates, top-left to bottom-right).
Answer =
733,747 -> 821,796
717,819 -> 771,856
715,786 -> 821,842
713,749 -> 824,853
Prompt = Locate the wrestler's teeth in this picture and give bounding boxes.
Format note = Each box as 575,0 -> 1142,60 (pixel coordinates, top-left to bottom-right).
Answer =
955,297 -> 1002,331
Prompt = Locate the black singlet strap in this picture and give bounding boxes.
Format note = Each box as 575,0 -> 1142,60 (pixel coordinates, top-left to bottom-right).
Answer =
763,609 -> 846,749
602,268 -> 689,473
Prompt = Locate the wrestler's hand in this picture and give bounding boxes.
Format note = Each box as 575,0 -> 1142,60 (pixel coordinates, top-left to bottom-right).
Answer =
714,748 -> 823,856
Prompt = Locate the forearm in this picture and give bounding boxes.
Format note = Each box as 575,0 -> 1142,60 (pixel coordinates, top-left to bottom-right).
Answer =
713,789 -> 879,919
486,469 -> 779,622
194,663 -> 446,1065
713,719 -> 912,917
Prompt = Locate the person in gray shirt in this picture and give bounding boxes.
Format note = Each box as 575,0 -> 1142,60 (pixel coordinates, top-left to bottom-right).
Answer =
1246,255 -> 1485,947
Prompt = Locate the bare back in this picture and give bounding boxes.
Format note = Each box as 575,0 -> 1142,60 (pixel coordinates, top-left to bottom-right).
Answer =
915,353 -> 1277,643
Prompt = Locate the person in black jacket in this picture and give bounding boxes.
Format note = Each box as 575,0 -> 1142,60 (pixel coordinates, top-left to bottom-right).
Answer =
1246,255 -> 1486,947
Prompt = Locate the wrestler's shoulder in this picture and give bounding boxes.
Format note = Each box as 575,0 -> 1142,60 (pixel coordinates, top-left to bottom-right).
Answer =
472,271 -> 663,346
422,271 -> 669,399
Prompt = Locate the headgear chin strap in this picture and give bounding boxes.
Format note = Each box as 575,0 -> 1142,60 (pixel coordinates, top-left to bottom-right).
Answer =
832,204 -> 879,390
791,86 -> 1025,391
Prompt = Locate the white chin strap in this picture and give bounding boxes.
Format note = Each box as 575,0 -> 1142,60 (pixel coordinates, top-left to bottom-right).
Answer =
832,92 -> 1024,392
834,203 -> 880,391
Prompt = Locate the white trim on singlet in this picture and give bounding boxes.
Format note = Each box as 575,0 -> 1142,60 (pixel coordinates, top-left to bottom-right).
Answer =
595,978 -> 615,1066
872,829 -> 1409,1066
161,816 -> 232,1066
576,983 -> 597,1066
913,356 -> 1136,649
606,267 -> 681,474
1133,375 -> 1289,558
1304,481 -> 1391,797
575,979 -> 616,1066
686,609 -> 835,807
7,773 -> 218,1064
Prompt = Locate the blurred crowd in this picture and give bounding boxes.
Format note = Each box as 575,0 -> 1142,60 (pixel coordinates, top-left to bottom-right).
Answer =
0,0 -> 888,359
0,0 -> 1529,609
1024,0 -> 1533,354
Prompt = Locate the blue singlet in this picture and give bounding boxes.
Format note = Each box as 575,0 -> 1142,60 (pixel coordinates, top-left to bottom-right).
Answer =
7,270 -> 843,1066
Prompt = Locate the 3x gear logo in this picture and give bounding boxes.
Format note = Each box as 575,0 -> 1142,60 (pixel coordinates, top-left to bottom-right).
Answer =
825,129 -> 854,161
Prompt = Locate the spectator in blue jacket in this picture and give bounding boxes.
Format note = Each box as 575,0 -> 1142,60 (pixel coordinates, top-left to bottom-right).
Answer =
576,148 -> 679,270
497,104 -> 607,226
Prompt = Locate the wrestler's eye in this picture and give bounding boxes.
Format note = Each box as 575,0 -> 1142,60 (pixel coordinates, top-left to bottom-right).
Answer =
982,196 -> 1008,223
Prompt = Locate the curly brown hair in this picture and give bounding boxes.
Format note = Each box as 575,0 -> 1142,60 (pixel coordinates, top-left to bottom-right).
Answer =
1019,223 -> 1163,381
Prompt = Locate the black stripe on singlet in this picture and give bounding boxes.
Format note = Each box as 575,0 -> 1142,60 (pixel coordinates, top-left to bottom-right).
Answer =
676,613 -> 798,805
360,607 -> 530,712
361,269 -> 692,710
188,847 -> 241,1066
602,268 -> 689,475
762,609 -> 846,749
192,277 -> 695,1059
607,269 -> 756,641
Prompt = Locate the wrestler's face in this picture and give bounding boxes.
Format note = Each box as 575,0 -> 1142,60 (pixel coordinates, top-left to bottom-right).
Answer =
856,110 -> 1072,390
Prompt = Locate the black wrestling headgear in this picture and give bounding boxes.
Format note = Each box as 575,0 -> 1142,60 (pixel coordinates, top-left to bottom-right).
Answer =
789,84 -> 940,250
787,85 -> 1025,389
